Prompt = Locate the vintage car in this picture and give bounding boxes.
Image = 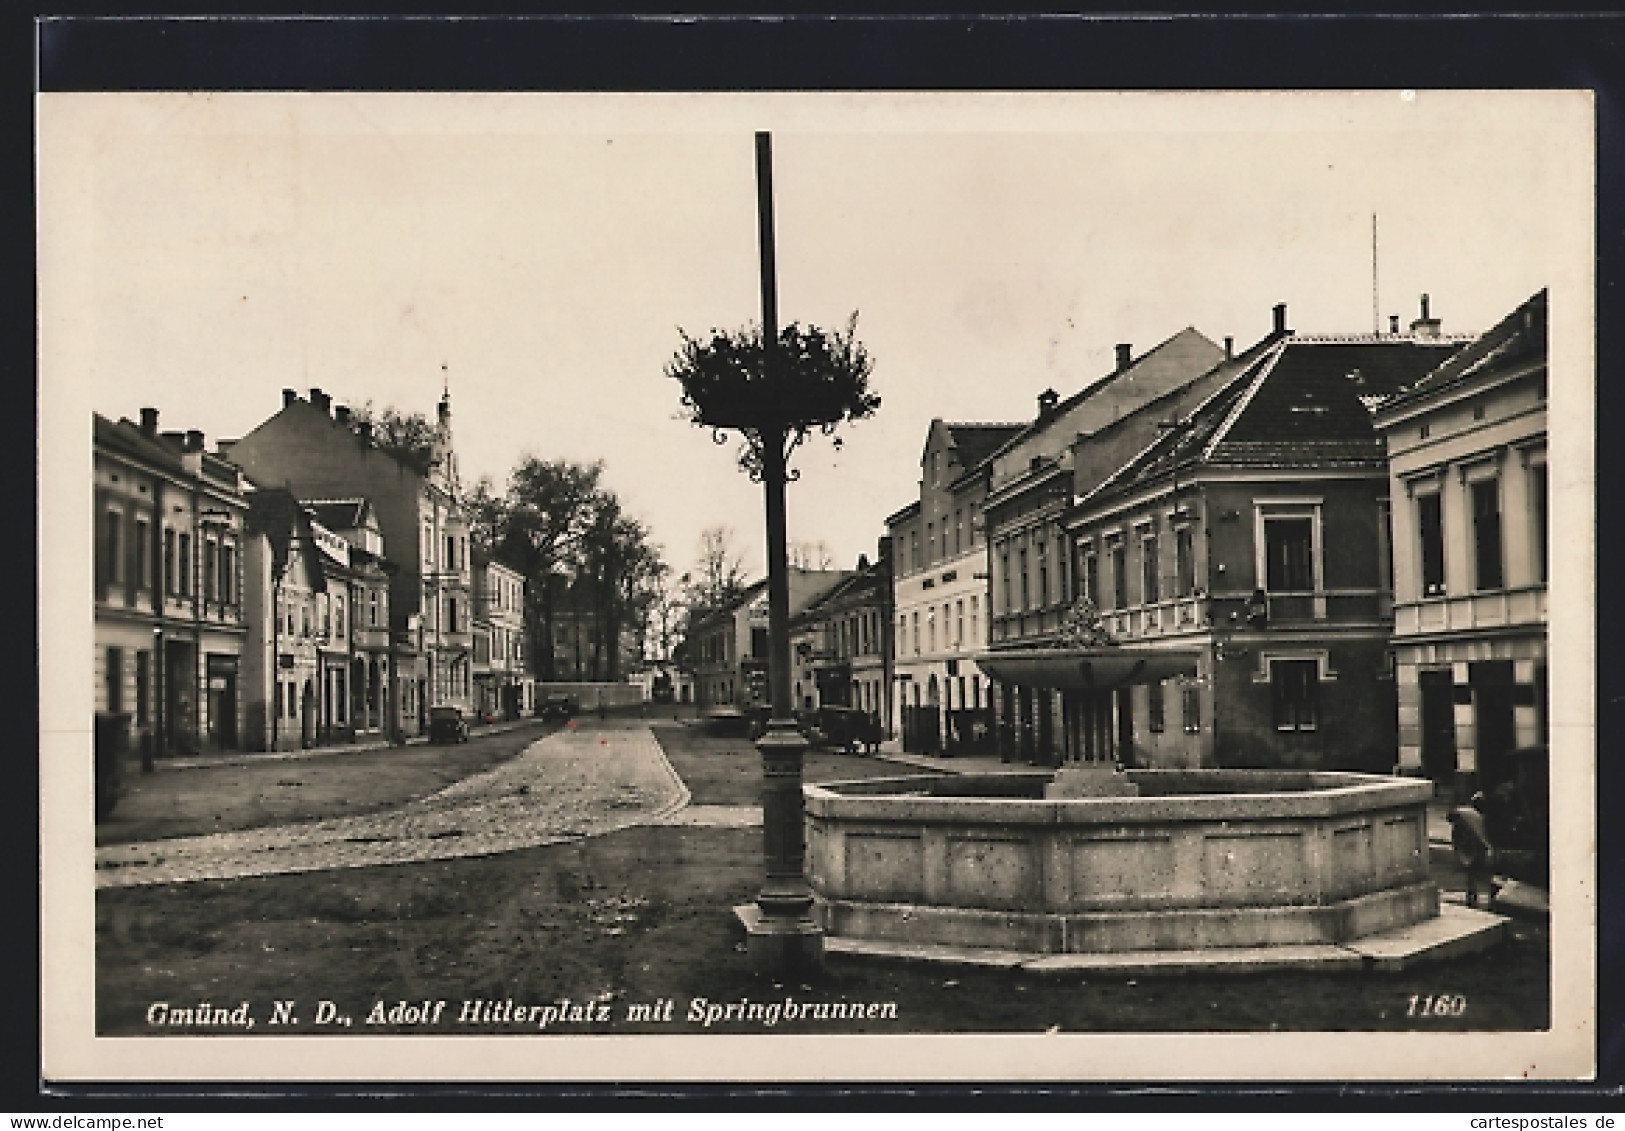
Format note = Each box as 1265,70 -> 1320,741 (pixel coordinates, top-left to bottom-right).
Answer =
427,705 -> 469,744
539,693 -> 578,722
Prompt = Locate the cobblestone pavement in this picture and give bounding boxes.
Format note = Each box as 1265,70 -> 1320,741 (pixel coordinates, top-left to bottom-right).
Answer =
95,723 -> 692,888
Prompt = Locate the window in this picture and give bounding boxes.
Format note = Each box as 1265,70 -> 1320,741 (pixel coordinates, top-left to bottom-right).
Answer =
1271,659 -> 1319,732
1531,462 -> 1548,584
897,615 -> 907,658
955,600 -> 964,648
446,535 -> 456,573
105,647 -> 123,714
1000,546 -> 1012,613
335,595 -> 346,640
1182,684 -> 1201,734
927,608 -> 936,653
221,545 -> 235,605
1417,492 -> 1445,596
910,531 -> 919,571
1264,517 -> 1313,591
954,510 -> 964,555
1078,547 -> 1099,605
203,541 -> 217,602
164,529 -> 176,595
1141,531 -> 1160,604
927,521 -> 935,563
178,533 -> 192,596
1375,500 -> 1392,593
1018,548 -> 1030,611
911,611 -> 920,655
134,519 -> 151,590
1036,539 -> 1049,607
1472,478 -> 1504,591
1148,680 -> 1165,732
135,651 -> 150,727
1111,542 -> 1127,609
1174,526 -> 1194,597
319,592 -> 331,637
102,510 -> 122,588
969,595 -> 979,645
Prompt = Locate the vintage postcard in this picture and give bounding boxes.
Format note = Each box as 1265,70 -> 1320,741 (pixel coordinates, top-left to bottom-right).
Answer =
39,88 -> 1595,1084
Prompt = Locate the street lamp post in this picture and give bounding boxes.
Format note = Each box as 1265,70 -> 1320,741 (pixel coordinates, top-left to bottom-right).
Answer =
665,131 -> 879,979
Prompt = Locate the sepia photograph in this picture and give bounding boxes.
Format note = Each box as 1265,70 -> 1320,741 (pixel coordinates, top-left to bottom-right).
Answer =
38,84 -> 1595,1084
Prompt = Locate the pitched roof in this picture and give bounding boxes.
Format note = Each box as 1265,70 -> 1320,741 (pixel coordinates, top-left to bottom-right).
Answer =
1378,289 -> 1547,415
1088,333 -> 1466,502
94,413 -> 185,474
944,422 -> 1024,473
304,498 -> 372,531
988,327 -> 1225,465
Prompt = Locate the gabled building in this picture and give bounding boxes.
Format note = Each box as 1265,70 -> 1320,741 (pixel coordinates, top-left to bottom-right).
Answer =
1374,289 -> 1548,798
94,409 -> 250,758
976,325 -> 1230,762
987,301 -> 1471,771
886,420 -> 1022,753
787,544 -> 893,726
223,387 -> 474,733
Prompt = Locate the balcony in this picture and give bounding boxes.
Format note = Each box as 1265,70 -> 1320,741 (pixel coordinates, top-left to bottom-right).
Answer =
1106,595 -> 1208,639
1395,584 -> 1546,638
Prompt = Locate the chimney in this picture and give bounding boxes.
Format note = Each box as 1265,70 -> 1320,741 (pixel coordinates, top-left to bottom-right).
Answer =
139,407 -> 158,437
1037,388 -> 1060,419
334,405 -> 351,426
1409,293 -> 1442,339
1115,343 -> 1133,371
1272,303 -> 1288,335
282,388 -> 298,408
1389,314 -> 1401,335
309,387 -> 331,414
357,421 -> 374,442
185,429 -> 204,452
1223,336 -> 1234,360
216,439 -> 237,457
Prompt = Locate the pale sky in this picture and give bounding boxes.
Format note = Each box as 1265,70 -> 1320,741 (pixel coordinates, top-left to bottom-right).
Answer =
41,91 -> 1590,582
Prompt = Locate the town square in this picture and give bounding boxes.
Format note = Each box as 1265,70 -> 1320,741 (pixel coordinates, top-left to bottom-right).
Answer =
39,88 -> 1591,1082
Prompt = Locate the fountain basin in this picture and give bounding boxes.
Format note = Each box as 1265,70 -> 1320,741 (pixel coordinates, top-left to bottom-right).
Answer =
805,770 -> 1439,955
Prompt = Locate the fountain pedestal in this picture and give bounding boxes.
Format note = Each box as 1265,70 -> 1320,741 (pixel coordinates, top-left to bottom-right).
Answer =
1045,763 -> 1141,799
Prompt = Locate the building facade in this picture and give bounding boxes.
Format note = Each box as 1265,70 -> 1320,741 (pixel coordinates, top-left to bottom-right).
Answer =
985,303 -> 1471,772
885,422 -> 1021,753
977,327 -> 1228,763
1375,289 -> 1548,798
688,569 -> 854,714
94,410 -> 250,759
223,387 -> 474,735
473,553 -> 530,721
787,546 -> 894,727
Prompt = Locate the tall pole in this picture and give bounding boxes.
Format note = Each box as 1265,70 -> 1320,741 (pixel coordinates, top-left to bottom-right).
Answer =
1371,213 -> 1380,335
741,130 -> 823,977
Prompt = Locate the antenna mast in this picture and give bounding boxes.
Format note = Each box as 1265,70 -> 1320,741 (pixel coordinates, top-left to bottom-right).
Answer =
1371,213 -> 1380,334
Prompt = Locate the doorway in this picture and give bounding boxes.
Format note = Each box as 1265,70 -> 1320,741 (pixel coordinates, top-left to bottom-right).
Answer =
1419,669 -> 1457,795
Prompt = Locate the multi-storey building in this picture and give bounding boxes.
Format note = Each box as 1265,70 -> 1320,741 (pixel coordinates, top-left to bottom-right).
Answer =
241,489 -> 395,751
976,326 -> 1229,762
94,409 -> 250,758
688,569 -> 853,714
787,544 -> 893,726
473,552 -> 530,721
223,388 -> 474,734
985,301 -> 1471,771
1375,289 -> 1548,798
885,422 -> 1022,753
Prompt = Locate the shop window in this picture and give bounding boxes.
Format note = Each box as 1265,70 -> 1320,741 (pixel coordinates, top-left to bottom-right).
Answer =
1270,659 -> 1319,732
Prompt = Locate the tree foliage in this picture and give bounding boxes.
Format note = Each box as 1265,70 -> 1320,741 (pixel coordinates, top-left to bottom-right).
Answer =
683,525 -> 751,611
350,403 -> 437,474
475,456 -> 669,682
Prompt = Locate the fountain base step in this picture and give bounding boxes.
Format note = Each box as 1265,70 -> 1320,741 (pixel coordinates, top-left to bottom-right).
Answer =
821,902 -> 1510,977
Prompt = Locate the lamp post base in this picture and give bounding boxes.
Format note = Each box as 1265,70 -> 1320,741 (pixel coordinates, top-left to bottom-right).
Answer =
734,901 -> 825,978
